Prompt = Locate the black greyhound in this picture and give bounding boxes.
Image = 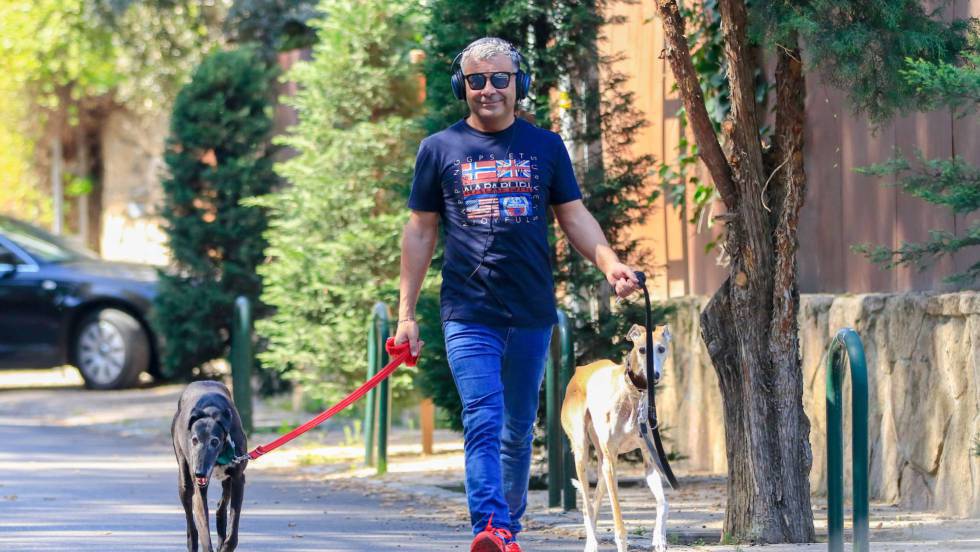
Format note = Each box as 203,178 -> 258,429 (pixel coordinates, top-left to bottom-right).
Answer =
171,381 -> 248,552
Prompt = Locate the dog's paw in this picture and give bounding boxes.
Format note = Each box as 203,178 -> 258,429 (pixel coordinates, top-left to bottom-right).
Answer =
650,533 -> 668,552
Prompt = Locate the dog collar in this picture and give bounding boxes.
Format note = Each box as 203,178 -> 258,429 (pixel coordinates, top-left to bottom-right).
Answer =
624,356 -> 648,391
216,436 -> 237,466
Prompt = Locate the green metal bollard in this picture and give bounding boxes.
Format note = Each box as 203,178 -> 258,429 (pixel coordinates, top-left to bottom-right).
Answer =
364,315 -> 378,466
546,309 -> 575,510
230,296 -> 253,434
546,349 -> 561,508
826,328 -> 869,552
556,310 -> 576,511
376,305 -> 392,476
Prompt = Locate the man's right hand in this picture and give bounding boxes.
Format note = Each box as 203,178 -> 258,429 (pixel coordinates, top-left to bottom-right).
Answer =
394,319 -> 424,357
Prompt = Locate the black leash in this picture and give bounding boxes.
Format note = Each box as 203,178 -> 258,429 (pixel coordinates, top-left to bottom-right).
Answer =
634,271 -> 679,489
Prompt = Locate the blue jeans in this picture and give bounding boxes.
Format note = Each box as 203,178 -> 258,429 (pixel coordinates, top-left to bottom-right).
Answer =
443,320 -> 552,537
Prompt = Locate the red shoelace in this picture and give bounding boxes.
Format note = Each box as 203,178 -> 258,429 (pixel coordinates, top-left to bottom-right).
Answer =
471,514 -> 514,552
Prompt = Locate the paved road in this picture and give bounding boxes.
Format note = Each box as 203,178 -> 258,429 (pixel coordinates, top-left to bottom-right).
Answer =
0,377 -> 576,551
5,375 -> 974,551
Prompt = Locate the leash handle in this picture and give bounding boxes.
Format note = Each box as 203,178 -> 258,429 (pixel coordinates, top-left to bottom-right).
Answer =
247,337 -> 419,460
385,337 -> 420,367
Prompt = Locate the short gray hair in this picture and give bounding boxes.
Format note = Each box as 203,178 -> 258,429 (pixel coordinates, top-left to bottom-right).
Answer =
460,37 -> 520,72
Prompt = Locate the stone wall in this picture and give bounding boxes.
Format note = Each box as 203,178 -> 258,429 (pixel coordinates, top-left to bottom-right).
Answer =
658,292 -> 980,517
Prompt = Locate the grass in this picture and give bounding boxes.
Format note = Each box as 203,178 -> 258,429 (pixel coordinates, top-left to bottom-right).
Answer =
295,453 -> 336,466
341,420 -> 362,446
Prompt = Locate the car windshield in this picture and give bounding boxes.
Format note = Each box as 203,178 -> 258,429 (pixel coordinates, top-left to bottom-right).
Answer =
0,217 -> 98,263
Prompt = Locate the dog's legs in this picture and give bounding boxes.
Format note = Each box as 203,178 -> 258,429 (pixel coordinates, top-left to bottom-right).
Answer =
599,444 -> 629,552
587,435 -> 609,549
589,436 -> 608,527
179,461 -> 199,552
219,472 -> 245,552
570,439 -> 600,552
591,460 -> 607,524
192,483 -> 213,552
644,457 -> 669,552
587,422 -> 607,522
216,478 -> 230,548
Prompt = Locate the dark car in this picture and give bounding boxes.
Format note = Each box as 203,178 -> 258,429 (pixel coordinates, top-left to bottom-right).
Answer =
0,215 -> 162,389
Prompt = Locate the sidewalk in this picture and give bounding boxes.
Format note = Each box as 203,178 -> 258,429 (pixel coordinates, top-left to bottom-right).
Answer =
273,425 -> 980,551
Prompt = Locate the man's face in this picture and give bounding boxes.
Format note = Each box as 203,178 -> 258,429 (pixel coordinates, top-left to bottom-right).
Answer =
461,53 -> 517,123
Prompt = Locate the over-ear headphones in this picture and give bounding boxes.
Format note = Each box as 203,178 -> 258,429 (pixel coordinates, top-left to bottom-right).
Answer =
450,39 -> 531,101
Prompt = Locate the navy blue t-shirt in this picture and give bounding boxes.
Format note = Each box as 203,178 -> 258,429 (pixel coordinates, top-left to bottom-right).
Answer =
408,118 -> 582,327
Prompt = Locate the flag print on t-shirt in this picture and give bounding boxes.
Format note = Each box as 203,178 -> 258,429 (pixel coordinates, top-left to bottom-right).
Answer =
460,158 -> 535,222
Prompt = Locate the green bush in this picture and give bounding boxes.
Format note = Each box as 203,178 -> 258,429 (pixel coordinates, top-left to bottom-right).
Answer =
155,46 -> 278,378
248,0 -> 425,406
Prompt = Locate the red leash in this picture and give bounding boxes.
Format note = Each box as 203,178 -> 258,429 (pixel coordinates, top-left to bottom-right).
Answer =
245,338 -> 418,461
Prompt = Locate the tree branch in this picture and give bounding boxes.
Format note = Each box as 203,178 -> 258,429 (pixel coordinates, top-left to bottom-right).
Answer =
717,0 -> 765,184
655,0 -> 737,210
771,38 -> 806,337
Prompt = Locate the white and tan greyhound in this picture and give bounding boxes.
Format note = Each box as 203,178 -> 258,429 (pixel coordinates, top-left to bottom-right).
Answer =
561,324 -> 672,552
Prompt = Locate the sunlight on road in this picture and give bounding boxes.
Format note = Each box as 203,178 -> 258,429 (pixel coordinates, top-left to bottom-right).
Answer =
0,454 -> 174,471
0,367 -> 84,389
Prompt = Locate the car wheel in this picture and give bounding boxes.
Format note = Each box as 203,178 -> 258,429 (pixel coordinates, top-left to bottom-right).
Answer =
74,308 -> 149,390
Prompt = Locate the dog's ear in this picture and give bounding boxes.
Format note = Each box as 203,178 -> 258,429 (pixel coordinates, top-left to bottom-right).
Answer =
661,324 -> 672,343
627,324 -> 644,343
218,407 -> 234,434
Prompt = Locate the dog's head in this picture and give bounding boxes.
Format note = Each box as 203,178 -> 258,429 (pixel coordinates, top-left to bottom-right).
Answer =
625,323 -> 672,389
186,404 -> 234,487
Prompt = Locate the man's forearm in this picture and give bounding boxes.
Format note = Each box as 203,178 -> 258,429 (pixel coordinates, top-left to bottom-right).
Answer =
554,200 -> 638,297
562,210 -> 621,272
398,221 -> 437,320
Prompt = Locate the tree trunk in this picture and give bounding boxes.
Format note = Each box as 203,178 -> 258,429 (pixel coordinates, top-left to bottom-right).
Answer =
656,0 -> 815,542
767,35 -> 815,543
51,136 -> 64,236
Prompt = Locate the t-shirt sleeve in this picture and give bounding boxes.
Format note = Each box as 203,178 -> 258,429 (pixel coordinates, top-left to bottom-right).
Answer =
549,133 -> 583,205
407,139 -> 444,212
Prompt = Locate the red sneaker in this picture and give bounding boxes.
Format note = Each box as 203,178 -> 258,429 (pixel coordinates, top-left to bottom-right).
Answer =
504,542 -> 523,552
471,514 -> 513,552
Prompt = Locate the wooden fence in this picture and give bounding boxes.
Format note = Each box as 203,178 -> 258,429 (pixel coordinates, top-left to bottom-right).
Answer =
601,1 -> 980,299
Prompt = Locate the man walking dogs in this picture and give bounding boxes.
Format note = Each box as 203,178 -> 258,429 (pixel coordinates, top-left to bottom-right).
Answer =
394,37 -> 639,552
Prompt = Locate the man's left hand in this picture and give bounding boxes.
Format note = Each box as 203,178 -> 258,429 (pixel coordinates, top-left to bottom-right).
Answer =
605,263 -> 640,298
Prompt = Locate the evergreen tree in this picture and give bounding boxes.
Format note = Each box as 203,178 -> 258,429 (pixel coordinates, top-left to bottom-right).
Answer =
852,39 -> 979,285
224,0 -> 320,54
412,0 -> 502,431
248,0 -> 424,407
415,0 -> 665,430
155,46 -> 277,378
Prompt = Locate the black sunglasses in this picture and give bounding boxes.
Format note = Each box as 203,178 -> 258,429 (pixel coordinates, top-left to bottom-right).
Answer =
464,72 -> 517,91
